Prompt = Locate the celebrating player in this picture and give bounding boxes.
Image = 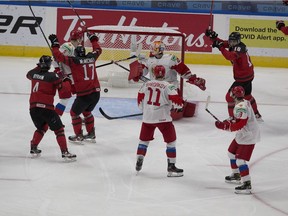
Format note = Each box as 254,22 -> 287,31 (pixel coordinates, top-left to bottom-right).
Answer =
135,65 -> 184,177
205,30 -> 263,122
27,55 -> 76,161
49,31 -> 102,144
214,86 -> 260,194
276,20 -> 288,35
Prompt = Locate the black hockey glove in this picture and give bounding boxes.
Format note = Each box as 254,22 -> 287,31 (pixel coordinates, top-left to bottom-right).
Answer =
205,29 -> 218,39
212,40 -> 223,49
48,34 -> 60,47
276,20 -> 285,30
87,32 -> 98,42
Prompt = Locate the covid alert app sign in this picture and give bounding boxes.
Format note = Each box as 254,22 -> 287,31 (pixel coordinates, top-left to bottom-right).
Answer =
56,8 -> 213,53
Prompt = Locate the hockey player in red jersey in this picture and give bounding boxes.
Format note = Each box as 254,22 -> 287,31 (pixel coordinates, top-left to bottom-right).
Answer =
27,55 -> 76,161
215,86 -> 260,194
276,20 -> 288,35
135,65 -> 184,177
205,30 -> 262,122
49,31 -> 102,144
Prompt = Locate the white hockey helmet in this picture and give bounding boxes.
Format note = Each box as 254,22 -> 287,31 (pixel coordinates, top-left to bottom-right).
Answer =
59,42 -> 75,56
150,41 -> 165,56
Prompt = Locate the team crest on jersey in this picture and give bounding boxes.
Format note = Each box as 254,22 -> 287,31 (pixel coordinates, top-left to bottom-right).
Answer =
168,85 -> 177,91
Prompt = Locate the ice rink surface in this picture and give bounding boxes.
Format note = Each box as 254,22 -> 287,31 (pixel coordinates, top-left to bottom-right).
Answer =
0,56 -> 287,216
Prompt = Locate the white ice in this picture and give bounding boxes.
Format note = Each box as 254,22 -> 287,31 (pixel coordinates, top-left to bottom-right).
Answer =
0,56 -> 288,216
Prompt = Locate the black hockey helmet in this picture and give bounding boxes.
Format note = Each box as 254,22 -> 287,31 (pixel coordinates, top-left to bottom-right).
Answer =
228,32 -> 241,48
37,55 -> 52,70
74,45 -> 86,57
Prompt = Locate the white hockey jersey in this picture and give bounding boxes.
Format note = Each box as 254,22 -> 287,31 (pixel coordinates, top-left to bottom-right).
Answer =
139,54 -> 181,86
138,80 -> 183,124
234,100 -> 261,144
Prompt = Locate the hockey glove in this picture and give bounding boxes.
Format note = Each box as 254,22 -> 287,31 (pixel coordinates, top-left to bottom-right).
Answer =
212,40 -> 224,49
215,120 -> 230,131
276,20 -> 285,30
87,32 -> 98,42
205,29 -> 218,39
48,34 -> 60,47
187,75 -> 206,91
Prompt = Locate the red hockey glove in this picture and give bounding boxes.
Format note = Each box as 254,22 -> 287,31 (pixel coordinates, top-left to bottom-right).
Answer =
187,75 -> 206,91
276,20 -> 285,30
215,120 -> 230,131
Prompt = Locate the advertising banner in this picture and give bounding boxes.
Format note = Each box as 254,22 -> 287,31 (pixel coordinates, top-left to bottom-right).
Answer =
230,18 -> 288,49
56,8 -> 212,52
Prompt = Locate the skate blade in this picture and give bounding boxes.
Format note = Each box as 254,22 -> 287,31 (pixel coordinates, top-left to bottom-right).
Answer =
167,172 -> 184,177
83,138 -> 96,143
62,157 -> 77,162
234,189 -> 252,195
68,140 -> 84,145
30,153 -> 41,158
225,180 -> 242,185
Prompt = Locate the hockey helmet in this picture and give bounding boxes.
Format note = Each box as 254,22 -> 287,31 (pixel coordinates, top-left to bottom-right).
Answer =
153,65 -> 166,79
74,45 -> 86,57
37,55 -> 52,70
70,29 -> 83,40
228,32 -> 241,47
283,0 -> 288,5
59,42 -> 75,56
230,86 -> 245,99
150,41 -> 165,56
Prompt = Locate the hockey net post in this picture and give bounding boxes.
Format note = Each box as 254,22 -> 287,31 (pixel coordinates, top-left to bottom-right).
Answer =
86,25 -> 185,95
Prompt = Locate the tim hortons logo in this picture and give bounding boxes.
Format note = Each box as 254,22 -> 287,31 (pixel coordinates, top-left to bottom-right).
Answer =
62,15 -> 206,49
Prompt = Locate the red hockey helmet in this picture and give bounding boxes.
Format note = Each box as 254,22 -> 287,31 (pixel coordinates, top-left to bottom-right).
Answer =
70,30 -> 83,40
231,86 -> 245,99
153,65 -> 166,79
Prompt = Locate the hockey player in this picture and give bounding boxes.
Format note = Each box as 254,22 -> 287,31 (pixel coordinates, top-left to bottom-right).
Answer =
54,29 -> 84,116
136,65 -> 184,177
131,40 -> 206,91
53,42 -> 75,116
49,31 -> 102,144
205,30 -> 263,122
276,20 -> 288,35
214,86 -> 260,194
27,55 -> 76,161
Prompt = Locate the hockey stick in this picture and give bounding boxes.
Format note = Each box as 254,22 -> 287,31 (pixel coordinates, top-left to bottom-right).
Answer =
67,0 -> 87,28
205,95 -> 220,121
99,107 -> 143,120
96,55 -> 137,69
28,2 -> 52,52
208,0 -> 214,30
96,43 -> 143,68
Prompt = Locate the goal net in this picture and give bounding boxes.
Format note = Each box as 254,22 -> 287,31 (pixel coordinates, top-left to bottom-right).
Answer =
86,25 -> 185,94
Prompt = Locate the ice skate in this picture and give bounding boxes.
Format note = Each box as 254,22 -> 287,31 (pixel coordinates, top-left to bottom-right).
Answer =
167,161 -> 183,177
225,173 -> 241,184
255,113 -> 264,123
68,134 -> 84,144
235,180 -> 252,194
30,145 -> 41,158
83,129 -> 96,143
136,156 -> 144,172
62,151 -> 77,162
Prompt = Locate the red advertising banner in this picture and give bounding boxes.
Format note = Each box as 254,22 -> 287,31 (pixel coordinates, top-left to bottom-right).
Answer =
57,8 -> 212,52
